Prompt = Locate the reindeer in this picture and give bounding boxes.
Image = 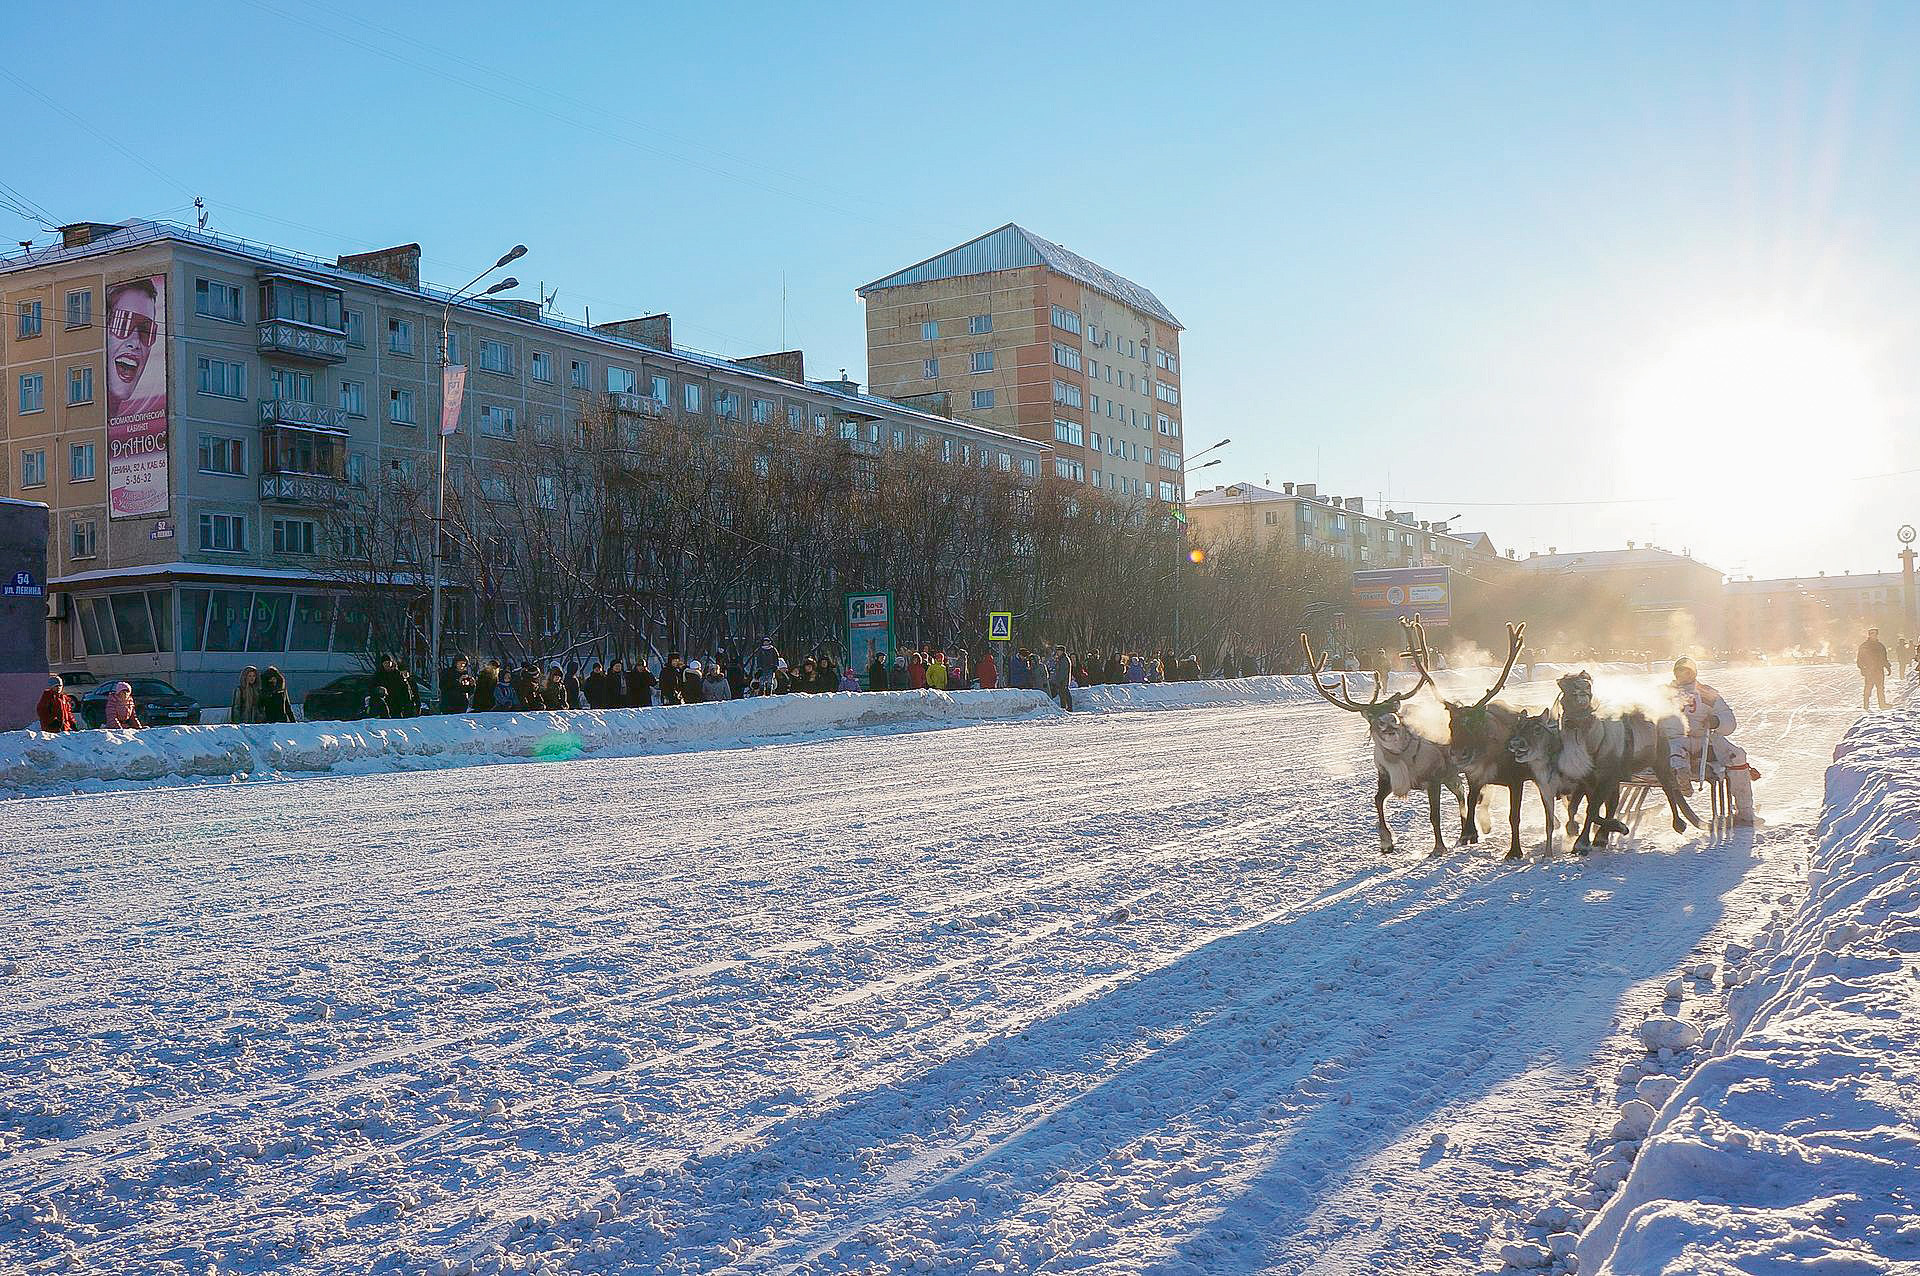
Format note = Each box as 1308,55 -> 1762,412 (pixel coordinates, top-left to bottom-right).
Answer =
1301,624 -> 1463,855
1553,670 -> 1702,849
1405,618 -> 1548,860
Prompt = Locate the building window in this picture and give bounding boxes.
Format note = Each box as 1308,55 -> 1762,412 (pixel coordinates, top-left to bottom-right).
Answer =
387,317 -> 414,355
1052,418 -> 1084,447
787,402 -> 804,427
608,365 -> 636,394
478,339 -> 515,375
1159,481 -> 1178,502
260,279 -> 343,330
479,404 -> 517,438
346,452 -> 366,486
1020,457 -> 1039,477
970,350 -> 994,373
751,398 -> 772,425
920,320 -> 938,341
1156,380 -> 1180,405
922,358 -> 939,379
535,475 -> 557,510
271,518 -> 319,555
199,512 -> 247,553
1089,430 -> 1102,453
480,476 -> 511,503
196,357 -> 247,399
20,449 -> 47,487
1088,323 -> 1101,345
192,278 -> 240,322
68,366 -> 94,405
389,387 -> 416,425
716,391 -> 741,421
64,290 -> 92,329
840,420 -> 860,442
684,383 -> 702,413
1050,305 -> 1081,335
343,309 -> 365,347
967,313 -> 992,335
971,389 -> 995,410
1051,379 -> 1082,409
69,442 -> 96,482
339,380 -> 365,417
198,434 -> 245,475
16,299 -> 43,339
569,359 -> 588,389
269,368 -> 314,403
1052,343 -> 1082,372
1053,458 -> 1085,481
529,351 -> 553,383
70,518 -> 97,559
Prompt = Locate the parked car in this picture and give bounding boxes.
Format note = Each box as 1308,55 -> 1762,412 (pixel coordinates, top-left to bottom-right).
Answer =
53,669 -> 101,693
77,678 -> 201,728
302,674 -> 378,722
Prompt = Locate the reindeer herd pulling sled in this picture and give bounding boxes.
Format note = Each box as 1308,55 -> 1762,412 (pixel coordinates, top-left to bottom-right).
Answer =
1301,619 -> 1712,860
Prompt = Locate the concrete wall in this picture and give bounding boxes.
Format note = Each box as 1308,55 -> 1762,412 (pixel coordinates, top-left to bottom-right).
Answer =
0,498 -> 50,728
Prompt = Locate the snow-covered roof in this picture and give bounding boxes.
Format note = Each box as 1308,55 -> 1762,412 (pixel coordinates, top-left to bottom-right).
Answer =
1725,571 -> 1905,594
1186,482 -> 1288,507
858,224 -> 1182,330
1520,546 -> 1722,576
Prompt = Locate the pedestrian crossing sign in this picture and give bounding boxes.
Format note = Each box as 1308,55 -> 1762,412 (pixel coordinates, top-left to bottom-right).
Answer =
988,612 -> 1013,642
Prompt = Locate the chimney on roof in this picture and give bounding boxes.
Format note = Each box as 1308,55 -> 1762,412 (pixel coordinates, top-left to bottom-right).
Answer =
591,313 -> 672,350
1345,496 -> 1364,513
1626,540 -> 1635,549
1549,546 -> 1557,555
1283,481 -> 1295,495
820,370 -> 861,395
479,297 -> 542,322
1296,483 -> 1317,500
59,222 -> 128,249
738,350 -> 805,383
336,243 -> 422,289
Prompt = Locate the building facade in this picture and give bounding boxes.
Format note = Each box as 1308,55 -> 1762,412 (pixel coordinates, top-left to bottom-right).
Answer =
1,221 -> 1049,701
1518,544 -> 1726,652
1185,480 -> 1501,570
1724,570 -> 1913,655
859,224 -> 1186,502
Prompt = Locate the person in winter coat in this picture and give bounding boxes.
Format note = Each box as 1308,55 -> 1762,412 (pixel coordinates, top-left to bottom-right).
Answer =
257,667 -> 296,723
837,666 -> 860,692
36,676 -> 76,732
103,681 -> 144,729
540,666 -> 569,710
510,662 -> 537,710
475,660 -> 501,711
659,654 -> 687,705
1004,649 -> 1025,691
1857,627 -> 1892,710
582,660 -> 609,709
1127,654 -> 1147,684
976,650 -> 997,689
770,658 -> 792,695
627,658 -> 657,708
563,662 -> 584,710
926,651 -> 948,691
794,657 -> 818,693
1048,649 -> 1074,711
490,663 -> 517,711
949,648 -> 969,689
906,653 -> 927,690
867,650 -> 889,691
373,655 -> 415,719
752,637 -> 780,682
725,656 -> 747,701
440,656 -> 476,715
701,662 -> 733,703
229,666 -> 262,724
681,660 -> 706,704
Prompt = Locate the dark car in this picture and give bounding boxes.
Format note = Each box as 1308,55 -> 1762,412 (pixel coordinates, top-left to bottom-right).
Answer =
302,674 -> 378,722
78,677 -> 201,728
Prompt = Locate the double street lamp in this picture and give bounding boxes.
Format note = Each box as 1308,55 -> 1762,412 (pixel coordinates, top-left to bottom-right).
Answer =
1172,438 -> 1231,653
430,243 -> 526,688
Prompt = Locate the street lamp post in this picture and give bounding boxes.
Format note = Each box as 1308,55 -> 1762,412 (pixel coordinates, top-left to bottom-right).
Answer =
430,244 -> 526,693
1172,439 -> 1231,656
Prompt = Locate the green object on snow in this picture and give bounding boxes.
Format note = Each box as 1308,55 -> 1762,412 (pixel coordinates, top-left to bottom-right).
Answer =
532,731 -> 585,762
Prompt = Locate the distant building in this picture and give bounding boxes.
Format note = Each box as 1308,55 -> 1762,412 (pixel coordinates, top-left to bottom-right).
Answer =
859,224 -> 1186,502
1519,543 -> 1725,652
1185,480 -> 1501,570
1724,570 -> 1912,654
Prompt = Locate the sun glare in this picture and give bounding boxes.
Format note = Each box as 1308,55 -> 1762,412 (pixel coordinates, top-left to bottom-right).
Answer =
1622,320 -> 1883,497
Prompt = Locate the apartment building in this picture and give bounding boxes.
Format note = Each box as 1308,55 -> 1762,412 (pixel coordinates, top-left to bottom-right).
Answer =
859,224 -> 1186,502
0,220 -> 1049,700
1724,570 -> 1912,654
1185,480 -> 1501,570
1519,543 -> 1725,651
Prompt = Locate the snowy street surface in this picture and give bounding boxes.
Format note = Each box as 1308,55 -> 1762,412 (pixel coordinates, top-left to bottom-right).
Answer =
0,664 -> 1891,1274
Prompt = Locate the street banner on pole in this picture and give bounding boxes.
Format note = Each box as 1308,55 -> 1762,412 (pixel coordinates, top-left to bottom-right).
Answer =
987,611 -> 1012,642
440,364 -> 467,437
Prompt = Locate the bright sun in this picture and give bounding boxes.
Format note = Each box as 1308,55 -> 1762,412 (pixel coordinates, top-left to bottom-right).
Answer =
1621,320 -> 1884,496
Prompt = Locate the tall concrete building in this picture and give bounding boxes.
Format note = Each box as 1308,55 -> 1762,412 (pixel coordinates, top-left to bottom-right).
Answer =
1185,480 -> 1503,571
859,225 -> 1186,503
1,220 -> 1048,701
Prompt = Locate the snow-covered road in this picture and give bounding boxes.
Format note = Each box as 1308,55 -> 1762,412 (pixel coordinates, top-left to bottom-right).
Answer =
0,665 -> 1865,1274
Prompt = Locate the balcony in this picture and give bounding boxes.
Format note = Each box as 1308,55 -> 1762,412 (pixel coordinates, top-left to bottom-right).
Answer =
259,399 -> 346,431
607,391 -> 668,417
260,474 -> 351,506
257,320 -> 348,363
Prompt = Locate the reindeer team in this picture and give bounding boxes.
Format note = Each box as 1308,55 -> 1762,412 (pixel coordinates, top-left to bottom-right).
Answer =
1301,619 -> 1704,858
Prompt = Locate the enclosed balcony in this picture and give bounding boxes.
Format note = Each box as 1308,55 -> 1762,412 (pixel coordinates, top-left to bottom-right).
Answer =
256,273 -> 348,363
607,390 -> 668,418
259,426 -> 350,506
258,398 -> 346,430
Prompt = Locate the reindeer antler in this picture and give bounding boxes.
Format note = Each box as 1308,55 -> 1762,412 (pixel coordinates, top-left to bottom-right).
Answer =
1299,631 -> 1378,713
1401,616 -> 1437,699
1471,621 -> 1527,710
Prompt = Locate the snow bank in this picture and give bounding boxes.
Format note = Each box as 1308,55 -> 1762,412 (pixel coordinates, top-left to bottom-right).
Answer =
1576,704 -> 1920,1274
0,689 -> 1055,797
1071,674 -> 1328,713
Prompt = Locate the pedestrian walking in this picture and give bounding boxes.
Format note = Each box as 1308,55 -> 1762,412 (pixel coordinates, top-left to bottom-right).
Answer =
1858,627 -> 1892,710
1048,648 -> 1074,711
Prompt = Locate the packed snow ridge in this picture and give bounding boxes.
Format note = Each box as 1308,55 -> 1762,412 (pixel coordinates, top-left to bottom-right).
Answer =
1566,700 -> 1920,1275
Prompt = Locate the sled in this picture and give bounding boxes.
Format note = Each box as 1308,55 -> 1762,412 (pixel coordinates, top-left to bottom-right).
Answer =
1616,729 -> 1736,835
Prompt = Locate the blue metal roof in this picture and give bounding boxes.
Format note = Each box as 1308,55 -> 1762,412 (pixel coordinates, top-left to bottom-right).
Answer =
857,224 -> 1183,330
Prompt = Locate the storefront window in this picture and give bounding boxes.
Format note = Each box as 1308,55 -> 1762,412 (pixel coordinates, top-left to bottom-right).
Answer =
78,596 -> 115,656
146,591 -> 174,653
205,590 -> 252,653
289,594 -> 334,651
332,598 -> 372,654
247,591 -> 292,653
179,589 -> 210,653
110,592 -> 157,654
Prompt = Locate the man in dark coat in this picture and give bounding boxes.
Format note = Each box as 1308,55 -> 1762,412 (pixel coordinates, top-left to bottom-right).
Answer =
439,656 -> 476,714
474,660 -> 500,712
867,650 -> 889,691
373,654 -> 415,718
1858,627 -> 1892,710
627,659 -> 657,708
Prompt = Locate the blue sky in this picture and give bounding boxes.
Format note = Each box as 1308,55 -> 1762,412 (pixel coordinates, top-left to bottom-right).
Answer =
6,0 -> 1916,579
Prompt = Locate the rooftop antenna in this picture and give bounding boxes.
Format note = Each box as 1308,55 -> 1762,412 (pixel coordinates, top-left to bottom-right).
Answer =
194,196 -> 207,230
781,271 -> 788,350
16,241 -> 30,253
541,282 -> 559,312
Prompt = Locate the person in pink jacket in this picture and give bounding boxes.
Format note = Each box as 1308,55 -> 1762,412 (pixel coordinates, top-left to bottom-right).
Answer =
103,681 -> 144,729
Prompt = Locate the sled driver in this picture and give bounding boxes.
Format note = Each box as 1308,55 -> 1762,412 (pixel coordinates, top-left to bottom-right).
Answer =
1664,656 -> 1756,825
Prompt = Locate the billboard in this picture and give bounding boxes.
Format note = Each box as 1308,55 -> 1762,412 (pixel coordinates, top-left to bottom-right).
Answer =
105,274 -> 170,520
844,590 -> 895,685
1352,565 -> 1452,625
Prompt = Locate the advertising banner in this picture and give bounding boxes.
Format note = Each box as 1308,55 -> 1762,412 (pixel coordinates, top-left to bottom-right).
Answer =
1351,565 -> 1452,625
105,274 -> 169,519
844,590 -> 894,685
440,363 -> 467,437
